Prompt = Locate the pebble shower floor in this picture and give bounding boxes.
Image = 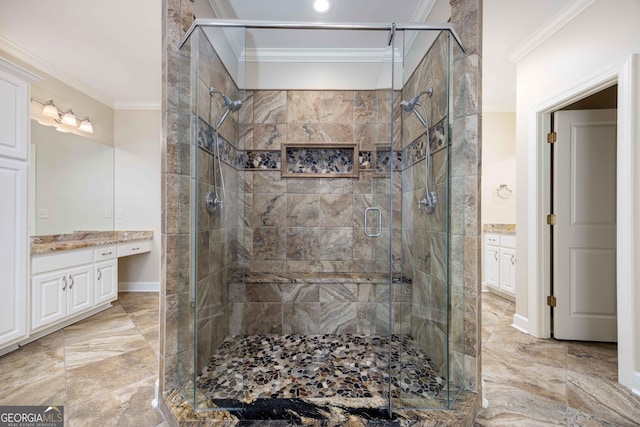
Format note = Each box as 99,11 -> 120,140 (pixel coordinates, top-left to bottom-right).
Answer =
196,334 -> 446,405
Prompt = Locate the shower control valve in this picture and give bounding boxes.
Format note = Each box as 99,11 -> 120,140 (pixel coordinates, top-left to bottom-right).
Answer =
418,191 -> 437,213
205,190 -> 224,214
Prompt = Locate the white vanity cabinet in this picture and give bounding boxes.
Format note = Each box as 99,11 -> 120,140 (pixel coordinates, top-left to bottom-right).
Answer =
94,246 -> 118,305
31,248 -> 96,331
483,233 -> 516,300
0,58 -> 40,352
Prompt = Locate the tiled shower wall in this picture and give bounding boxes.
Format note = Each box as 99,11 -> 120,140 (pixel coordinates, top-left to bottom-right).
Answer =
401,31 -> 454,379
242,89 -> 401,274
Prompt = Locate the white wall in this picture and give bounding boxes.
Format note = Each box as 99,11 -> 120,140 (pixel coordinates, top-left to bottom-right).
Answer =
482,112 -> 516,224
514,0 -> 640,390
114,109 -> 161,288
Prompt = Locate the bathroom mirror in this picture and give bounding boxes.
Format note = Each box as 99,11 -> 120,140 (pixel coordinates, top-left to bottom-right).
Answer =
29,121 -> 114,236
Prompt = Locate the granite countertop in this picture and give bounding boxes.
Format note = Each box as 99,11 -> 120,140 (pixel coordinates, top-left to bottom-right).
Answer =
483,224 -> 516,235
31,230 -> 153,255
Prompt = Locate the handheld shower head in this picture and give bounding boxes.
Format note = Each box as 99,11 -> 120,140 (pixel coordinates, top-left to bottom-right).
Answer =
401,87 -> 434,112
209,86 -> 243,129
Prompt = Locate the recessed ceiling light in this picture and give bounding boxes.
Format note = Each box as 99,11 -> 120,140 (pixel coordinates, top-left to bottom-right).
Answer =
313,0 -> 332,14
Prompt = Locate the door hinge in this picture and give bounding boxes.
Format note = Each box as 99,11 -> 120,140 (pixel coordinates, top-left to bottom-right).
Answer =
547,295 -> 557,307
547,132 -> 557,144
546,214 -> 557,225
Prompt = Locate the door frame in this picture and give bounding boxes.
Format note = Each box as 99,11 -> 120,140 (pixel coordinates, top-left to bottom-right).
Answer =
526,55 -> 637,390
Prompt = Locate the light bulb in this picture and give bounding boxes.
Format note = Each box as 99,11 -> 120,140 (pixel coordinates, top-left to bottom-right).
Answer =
313,0 -> 332,14
61,110 -> 77,126
79,119 -> 94,133
42,100 -> 58,117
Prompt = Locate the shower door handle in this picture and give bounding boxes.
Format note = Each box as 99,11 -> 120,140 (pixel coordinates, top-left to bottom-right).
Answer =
364,207 -> 382,237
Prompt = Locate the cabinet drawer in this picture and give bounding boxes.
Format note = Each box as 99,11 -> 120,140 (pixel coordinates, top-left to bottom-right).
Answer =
32,248 -> 93,275
484,233 -> 500,246
94,246 -> 117,261
117,241 -> 151,257
500,235 -> 516,248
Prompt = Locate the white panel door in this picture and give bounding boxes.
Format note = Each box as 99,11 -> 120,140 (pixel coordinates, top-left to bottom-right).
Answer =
554,109 -> 617,342
0,158 -> 27,345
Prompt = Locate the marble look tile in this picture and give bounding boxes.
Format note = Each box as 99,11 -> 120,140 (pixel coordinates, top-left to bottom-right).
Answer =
566,408 -> 620,427
475,382 -> 567,426
482,346 -> 566,404
319,194 -> 352,227
245,303 -> 282,334
252,171 -> 286,194
354,91 -> 377,124
253,227 -> 286,260
253,193 -> 286,227
319,283 -> 358,302
63,306 -> 150,370
68,376 -> 164,427
318,123 -> 354,142
318,227 -> 353,261
252,124 -> 286,150
286,227 -> 319,261
286,194 -> 320,227
283,303 -> 320,334
287,91 -> 321,123
246,283 -> 282,302
320,91 -> 354,123
320,302 -> 357,334
280,283 -> 319,302
254,90 -> 287,124
567,370 -> 640,426
567,341 -> 618,382
66,346 -> 158,407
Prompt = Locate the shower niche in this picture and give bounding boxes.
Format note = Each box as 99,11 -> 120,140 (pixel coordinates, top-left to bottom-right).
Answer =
171,20 -> 472,422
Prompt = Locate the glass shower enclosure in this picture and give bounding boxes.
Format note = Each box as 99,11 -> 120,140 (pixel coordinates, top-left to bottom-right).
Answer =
174,20 -> 467,418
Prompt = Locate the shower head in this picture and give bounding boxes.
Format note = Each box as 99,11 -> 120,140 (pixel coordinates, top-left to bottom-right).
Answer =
401,87 -> 433,129
209,87 -> 243,111
401,87 -> 434,113
209,86 -> 243,129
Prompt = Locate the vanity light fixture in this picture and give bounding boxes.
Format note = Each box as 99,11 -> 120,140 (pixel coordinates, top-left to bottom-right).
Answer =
42,100 -> 58,117
313,0 -> 332,14
78,119 -> 93,133
61,110 -> 77,126
32,98 -> 94,134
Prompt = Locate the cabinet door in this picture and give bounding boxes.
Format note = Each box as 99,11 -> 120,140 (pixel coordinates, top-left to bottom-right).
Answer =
484,245 -> 500,288
499,247 -> 516,296
32,272 -> 66,330
95,260 -> 118,304
0,158 -> 28,345
67,265 -> 94,315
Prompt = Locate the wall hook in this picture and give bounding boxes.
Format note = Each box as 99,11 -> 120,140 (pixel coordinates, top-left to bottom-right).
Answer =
497,184 -> 513,199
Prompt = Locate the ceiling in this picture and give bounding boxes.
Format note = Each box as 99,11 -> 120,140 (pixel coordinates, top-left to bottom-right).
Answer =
0,0 -> 573,110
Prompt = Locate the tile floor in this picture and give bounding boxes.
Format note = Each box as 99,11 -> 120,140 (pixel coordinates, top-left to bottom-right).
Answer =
1,292 -> 639,426
0,292 -> 166,427
476,292 -> 640,426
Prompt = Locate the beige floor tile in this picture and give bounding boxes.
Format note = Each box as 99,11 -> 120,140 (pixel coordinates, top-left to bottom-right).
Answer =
68,375 -> 164,427
65,340 -> 158,407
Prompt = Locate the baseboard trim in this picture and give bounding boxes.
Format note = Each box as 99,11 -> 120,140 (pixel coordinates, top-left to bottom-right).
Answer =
633,370 -> 640,398
119,281 -> 160,292
511,313 -> 529,334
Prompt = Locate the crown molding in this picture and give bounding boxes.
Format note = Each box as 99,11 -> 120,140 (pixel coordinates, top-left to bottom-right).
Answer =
114,101 -> 161,110
507,0 -> 595,63
242,47 -> 401,63
0,55 -> 41,83
0,36 -> 114,108
412,0 -> 437,22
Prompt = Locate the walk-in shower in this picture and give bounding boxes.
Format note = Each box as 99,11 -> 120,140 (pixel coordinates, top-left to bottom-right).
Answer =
170,19 -> 472,423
